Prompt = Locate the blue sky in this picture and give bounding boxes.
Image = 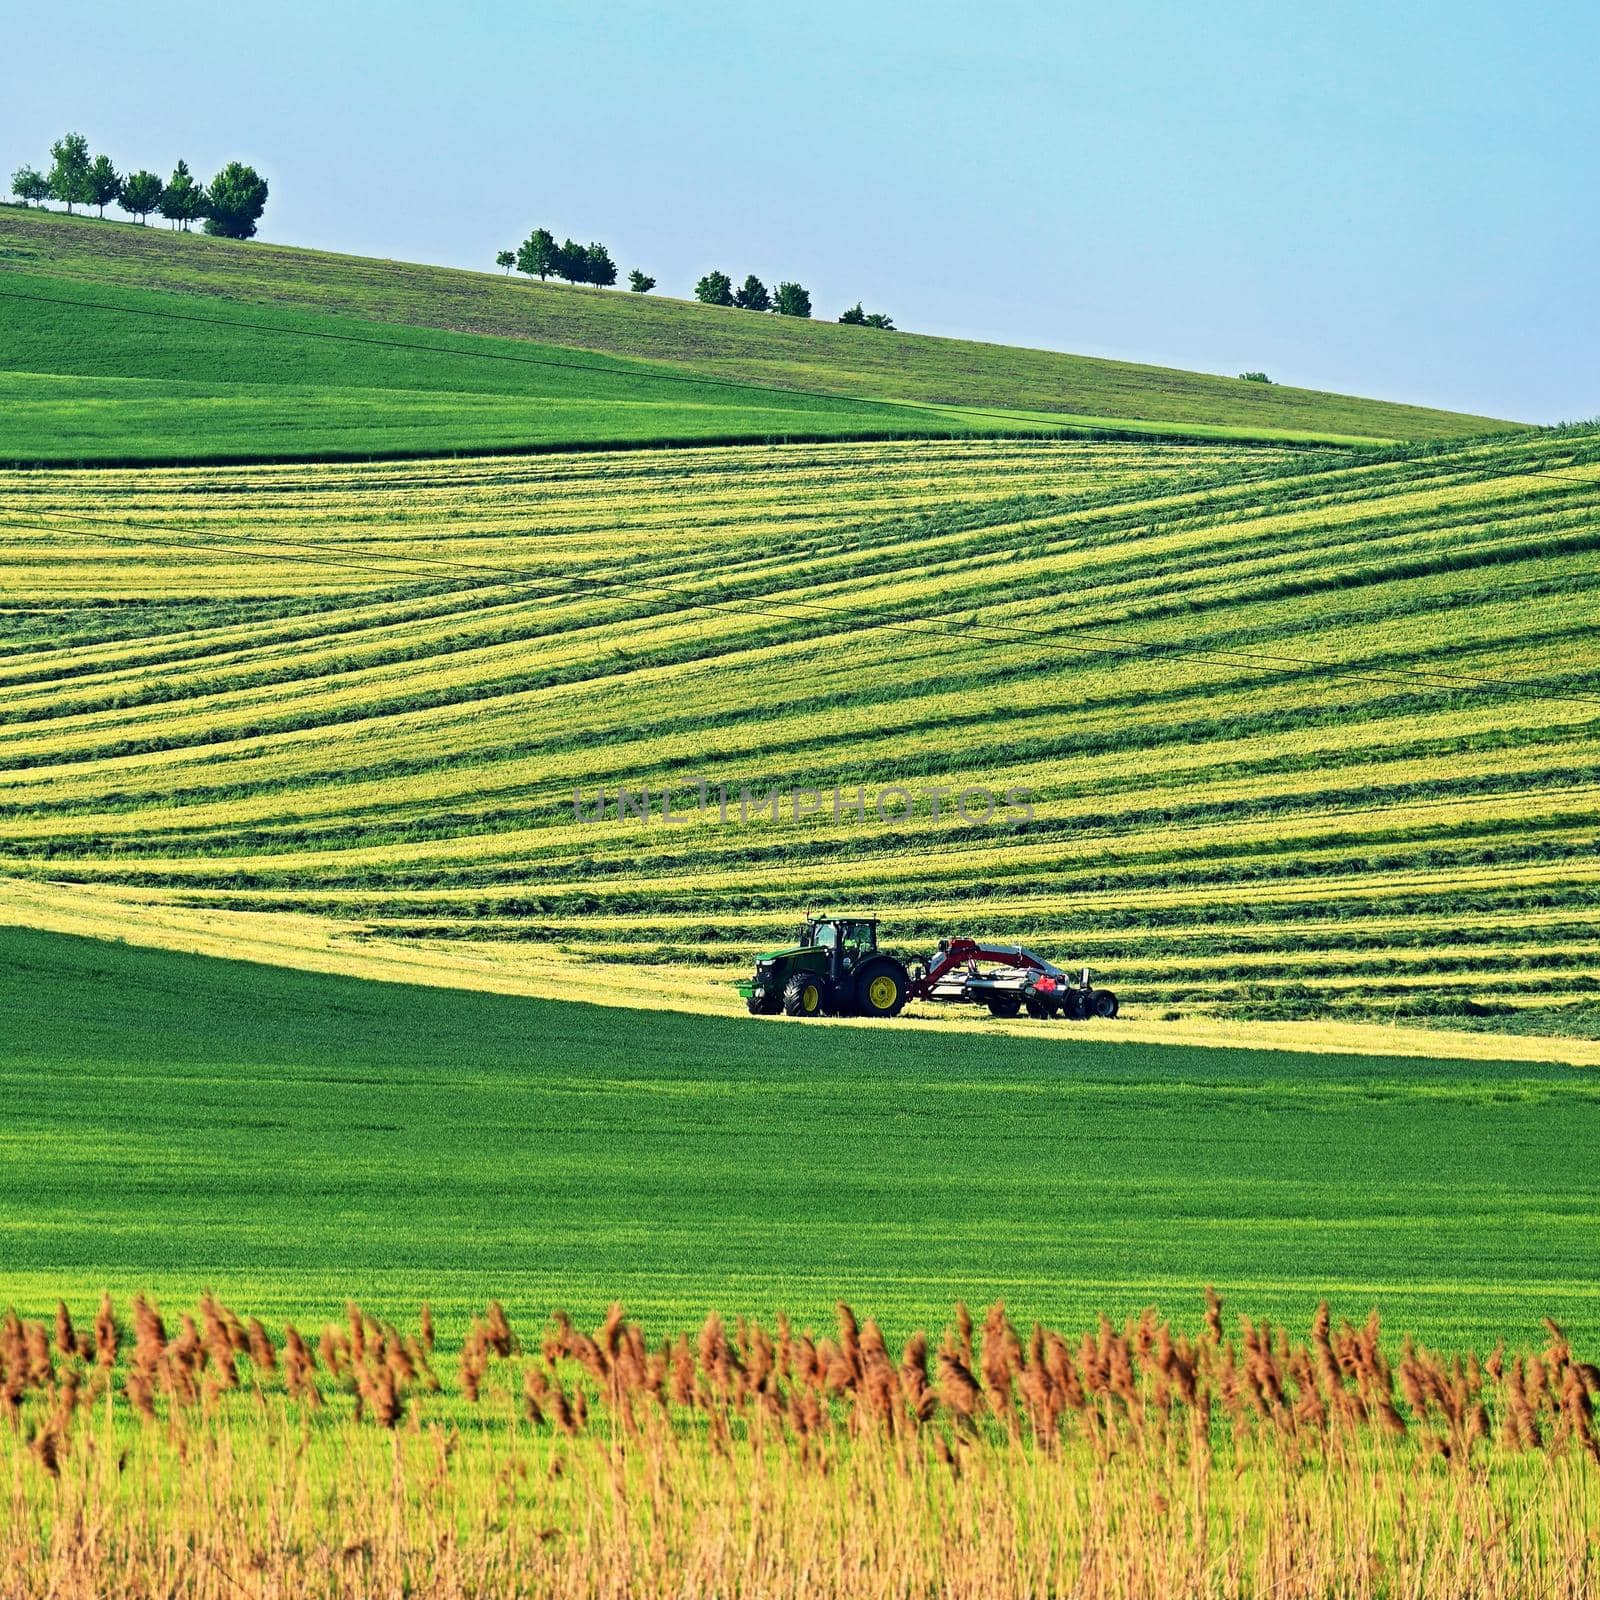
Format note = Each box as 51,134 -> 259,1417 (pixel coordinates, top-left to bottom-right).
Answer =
6,0 -> 1595,422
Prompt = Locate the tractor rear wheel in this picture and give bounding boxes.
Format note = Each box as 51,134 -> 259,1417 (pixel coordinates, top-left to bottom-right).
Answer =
986,995 -> 1022,1018
782,974 -> 825,1018
854,958 -> 909,1018
1091,989 -> 1119,1019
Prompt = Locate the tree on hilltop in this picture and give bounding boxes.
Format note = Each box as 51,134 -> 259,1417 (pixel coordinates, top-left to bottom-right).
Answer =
496,249 -> 515,273
840,302 -> 895,329
734,274 -> 770,311
695,270 -> 734,307
554,237 -> 589,285
158,160 -> 205,230
86,154 -> 121,217
11,166 -> 49,207
628,269 -> 656,293
773,281 -> 811,318
516,228 -> 558,280
118,170 -> 162,223
47,132 -> 93,213
204,162 -> 268,238
585,242 -> 617,287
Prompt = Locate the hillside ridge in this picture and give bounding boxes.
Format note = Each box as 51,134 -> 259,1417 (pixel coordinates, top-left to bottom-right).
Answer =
0,207 -> 1514,441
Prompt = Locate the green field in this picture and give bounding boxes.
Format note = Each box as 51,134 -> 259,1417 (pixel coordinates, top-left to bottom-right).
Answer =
2,925 -> 1596,1346
0,208 -> 1514,452
3,428 -> 1595,1033
0,270 -> 1053,463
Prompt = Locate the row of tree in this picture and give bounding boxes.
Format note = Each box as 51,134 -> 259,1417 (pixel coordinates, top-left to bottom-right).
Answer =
693,271 -> 813,318
497,233 -> 893,327
9,133 -> 269,239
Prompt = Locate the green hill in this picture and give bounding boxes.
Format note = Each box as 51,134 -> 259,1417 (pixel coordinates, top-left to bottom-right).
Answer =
0,270 -> 1032,464
2,924 -> 1594,1342
0,208 -> 1514,452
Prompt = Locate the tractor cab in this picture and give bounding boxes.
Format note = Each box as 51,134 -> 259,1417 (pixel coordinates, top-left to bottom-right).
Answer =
795,916 -> 879,975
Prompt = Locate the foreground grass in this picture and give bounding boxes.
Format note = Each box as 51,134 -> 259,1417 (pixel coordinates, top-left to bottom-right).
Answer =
1,927 -> 1596,1344
3,1288 -> 1596,1598
0,207 -> 1514,442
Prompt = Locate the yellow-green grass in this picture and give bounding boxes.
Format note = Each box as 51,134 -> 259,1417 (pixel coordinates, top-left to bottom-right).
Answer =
1,430 -> 1596,1034
3,1277 -> 1598,1600
0,206 -> 1517,443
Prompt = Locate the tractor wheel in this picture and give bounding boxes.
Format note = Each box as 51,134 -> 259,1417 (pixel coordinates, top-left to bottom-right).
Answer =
782,974 -> 826,1018
1025,999 -> 1056,1020
1091,989 -> 1119,1019
986,996 -> 1022,1018
854,958 -> 909,1018
747,990 -> 781,1016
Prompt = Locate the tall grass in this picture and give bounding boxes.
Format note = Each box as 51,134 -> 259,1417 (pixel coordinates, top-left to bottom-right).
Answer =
3,1290 -> 1597,1597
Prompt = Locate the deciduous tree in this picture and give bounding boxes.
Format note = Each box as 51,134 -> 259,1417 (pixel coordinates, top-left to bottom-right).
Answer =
86,154 -> 121,217
585,242 -> 617,287
203,162 -> 268,238
118,170 -> 162,223
695,270 -> 734,307
47,131 -> 93,213
555,237 -> 588,285
159,160 -> 204,230
734,274 -> 770,311
628,269 -> 656,293
515,228 -> 558,280
496,250 -> 515,273
773,281 -> 811,318
11,166 -> 49,207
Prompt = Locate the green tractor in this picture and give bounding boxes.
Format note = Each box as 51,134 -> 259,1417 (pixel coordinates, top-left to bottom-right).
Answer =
736,915 -> 910,1019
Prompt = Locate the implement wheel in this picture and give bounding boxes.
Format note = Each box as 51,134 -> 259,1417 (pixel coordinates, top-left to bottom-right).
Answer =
986,995 -> 1022,1018
783,974 -> 825,1018
1025,999 -> 1056,1020
1091,989 -> 1119,1019
854,958 -> 909,1018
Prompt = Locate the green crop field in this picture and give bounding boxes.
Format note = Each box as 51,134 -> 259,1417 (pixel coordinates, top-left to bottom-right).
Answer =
2,924 -> 1596,1346
2,426 -> 1596,1034
0,270 -> 1056,463
0,208 -> 1515,451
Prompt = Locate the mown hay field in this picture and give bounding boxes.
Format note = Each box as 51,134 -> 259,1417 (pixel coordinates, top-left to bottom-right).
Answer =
1,428 -> 1596,1035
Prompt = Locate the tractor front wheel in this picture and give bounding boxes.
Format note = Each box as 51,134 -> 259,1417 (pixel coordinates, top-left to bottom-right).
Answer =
747,990 -> 781,1015
782,974 -> 826,1018
854,958 -> 909,1018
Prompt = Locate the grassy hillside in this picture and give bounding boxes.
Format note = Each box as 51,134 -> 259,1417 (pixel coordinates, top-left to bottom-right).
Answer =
0,207 -> 1514,442
1,428 -> 1595,1033
0,271 -> 1057,464
3,925 -> 1596,1343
